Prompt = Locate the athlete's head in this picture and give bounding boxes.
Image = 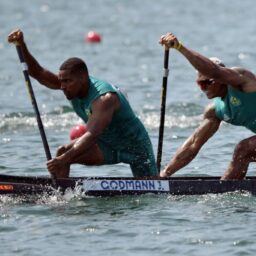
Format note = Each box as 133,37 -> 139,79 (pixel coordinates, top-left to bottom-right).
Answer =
208,57 -> 225,68
58,58 -> 89,100
196,57 -> 227,99
59,57 -> 88,75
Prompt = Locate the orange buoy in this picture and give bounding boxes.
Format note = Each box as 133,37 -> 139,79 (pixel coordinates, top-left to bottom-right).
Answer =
85,31 -> 102,43
69,124 -> 87,140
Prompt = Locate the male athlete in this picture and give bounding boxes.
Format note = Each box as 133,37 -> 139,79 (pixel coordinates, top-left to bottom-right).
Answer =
159,32 -> 256,180
8,29 -> 157,178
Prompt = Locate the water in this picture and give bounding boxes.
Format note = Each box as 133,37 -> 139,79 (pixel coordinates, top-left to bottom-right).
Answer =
1,0 -> 256,255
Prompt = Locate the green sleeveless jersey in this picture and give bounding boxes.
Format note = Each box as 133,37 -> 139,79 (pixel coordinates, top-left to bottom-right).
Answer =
214,86 -> 256,133
70,76 -> 152,150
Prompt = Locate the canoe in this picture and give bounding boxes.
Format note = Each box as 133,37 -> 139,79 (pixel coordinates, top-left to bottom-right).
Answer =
0,174 -> 255,197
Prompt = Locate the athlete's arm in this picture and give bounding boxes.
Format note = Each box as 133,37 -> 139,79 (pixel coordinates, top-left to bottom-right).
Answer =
159,32 -> 256,91
160,103 -> 221,177
52,93 -> 120,164
8,29 -> 60,89
179,47 -> 256,91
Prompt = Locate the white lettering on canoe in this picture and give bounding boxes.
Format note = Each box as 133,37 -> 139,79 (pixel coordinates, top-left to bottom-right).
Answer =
82,179 -> 169,192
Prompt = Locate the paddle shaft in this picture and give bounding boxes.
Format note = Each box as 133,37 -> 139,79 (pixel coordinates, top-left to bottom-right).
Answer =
15,45 -> 57,185
156,49 -> 170,172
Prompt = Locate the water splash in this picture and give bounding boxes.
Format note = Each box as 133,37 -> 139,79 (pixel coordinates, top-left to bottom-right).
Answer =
0,183 -> 88,206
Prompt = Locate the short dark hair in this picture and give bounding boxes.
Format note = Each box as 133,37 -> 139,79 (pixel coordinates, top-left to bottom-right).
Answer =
59,57 -> 88,74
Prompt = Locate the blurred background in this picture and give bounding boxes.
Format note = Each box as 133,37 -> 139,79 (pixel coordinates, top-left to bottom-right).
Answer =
1,0 -> 256,177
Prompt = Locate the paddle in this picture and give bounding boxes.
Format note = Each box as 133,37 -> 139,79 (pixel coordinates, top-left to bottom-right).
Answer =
156,48 -> 170,172
15,45 -> 57,187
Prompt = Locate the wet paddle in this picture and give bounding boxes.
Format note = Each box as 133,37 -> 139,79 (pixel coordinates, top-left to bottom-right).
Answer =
156,48 -> 170,172
15,45 -> 57,187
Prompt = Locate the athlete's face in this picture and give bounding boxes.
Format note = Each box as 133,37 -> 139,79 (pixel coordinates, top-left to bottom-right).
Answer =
197,74 -> 224,99
58,70 -> 87,100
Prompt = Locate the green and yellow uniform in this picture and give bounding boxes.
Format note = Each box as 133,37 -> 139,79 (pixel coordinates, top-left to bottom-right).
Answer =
214,86 -> 256,133
70,76 -> 157,177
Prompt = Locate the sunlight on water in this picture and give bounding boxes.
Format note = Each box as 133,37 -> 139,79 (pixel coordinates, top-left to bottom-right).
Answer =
141,112 -> 203,129
0,111 -> 203,133
0,112 -> 80,132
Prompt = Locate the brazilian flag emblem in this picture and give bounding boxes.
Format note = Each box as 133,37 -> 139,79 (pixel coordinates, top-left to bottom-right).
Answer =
230,96 -> 241,106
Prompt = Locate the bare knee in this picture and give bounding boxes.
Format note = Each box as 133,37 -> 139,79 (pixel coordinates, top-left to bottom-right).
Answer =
233,139 -> 255,161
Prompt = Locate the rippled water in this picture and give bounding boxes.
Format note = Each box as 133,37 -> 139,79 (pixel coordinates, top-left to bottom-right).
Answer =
1,0 -> 256,255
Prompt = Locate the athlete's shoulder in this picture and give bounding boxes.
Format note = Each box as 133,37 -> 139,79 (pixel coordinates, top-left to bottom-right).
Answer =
231,67 -> 256,85
90,76 -> 111,86
203,103 -> 219,120
231,66 -> 254,75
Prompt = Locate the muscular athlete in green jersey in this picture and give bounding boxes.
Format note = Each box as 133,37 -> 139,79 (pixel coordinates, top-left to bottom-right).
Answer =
8,29 -> 157,178
159,32 -> 256,180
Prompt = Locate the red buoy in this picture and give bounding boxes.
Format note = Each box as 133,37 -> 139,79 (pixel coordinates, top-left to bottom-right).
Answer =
69,124 -> 87,140
85,31 -> 102,43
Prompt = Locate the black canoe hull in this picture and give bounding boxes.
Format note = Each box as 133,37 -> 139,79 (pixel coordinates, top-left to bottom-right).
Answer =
1,174 -> 256,196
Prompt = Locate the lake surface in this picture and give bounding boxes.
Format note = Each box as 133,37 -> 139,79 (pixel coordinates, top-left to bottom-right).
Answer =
1,0 -> 256,255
